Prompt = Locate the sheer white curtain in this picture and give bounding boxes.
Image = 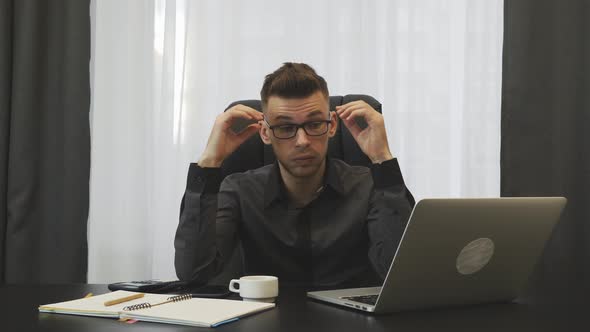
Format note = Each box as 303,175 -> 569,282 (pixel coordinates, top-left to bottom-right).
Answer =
89,0 -> 503,282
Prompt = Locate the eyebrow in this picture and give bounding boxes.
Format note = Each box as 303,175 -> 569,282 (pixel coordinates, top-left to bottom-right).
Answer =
274,110 -> 325,121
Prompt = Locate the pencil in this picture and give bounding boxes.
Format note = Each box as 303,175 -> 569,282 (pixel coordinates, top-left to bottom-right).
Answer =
104,293 -> 145,306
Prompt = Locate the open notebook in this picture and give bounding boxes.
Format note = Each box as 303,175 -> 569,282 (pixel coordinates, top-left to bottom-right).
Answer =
38,290 -> 275,328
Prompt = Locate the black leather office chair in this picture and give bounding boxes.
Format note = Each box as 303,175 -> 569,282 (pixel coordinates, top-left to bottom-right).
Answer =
210,94 -> 409,284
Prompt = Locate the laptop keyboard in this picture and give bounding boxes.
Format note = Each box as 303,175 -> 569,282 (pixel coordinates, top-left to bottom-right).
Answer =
341,294 -> 378,305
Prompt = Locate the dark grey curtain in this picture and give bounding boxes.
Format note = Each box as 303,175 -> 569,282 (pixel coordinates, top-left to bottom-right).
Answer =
0,0 -> 90,283
501,0 -> 590,302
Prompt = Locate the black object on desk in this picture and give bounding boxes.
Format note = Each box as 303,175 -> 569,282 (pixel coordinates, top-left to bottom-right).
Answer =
107,280 -> 186,293
108,280 -> 231,298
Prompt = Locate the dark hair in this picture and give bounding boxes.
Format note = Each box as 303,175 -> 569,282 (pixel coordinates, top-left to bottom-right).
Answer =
260,63 -> 329,111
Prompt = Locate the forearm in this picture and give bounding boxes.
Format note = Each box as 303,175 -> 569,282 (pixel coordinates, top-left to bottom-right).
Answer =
367,159 -> 414,279
174,164 -> 228,283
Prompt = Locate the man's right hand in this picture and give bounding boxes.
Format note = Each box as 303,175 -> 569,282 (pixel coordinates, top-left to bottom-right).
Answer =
197,104 -> 264,168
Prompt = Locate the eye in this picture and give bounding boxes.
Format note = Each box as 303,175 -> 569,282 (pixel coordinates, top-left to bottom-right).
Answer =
305,122 -> 324,130
275,125 -> 297,134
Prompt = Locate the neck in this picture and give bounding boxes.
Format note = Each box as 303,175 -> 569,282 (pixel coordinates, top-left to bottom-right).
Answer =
279,159 -> 326,208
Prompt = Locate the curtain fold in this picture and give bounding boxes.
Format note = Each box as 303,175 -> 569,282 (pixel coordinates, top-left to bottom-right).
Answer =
501,0 -> 590,302
0,0 -> 90,283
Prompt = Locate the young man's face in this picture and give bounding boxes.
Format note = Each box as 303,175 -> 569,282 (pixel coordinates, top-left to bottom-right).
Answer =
261,91 -> 337,179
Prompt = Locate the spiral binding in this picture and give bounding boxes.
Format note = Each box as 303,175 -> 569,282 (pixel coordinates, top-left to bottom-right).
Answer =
167,294 -> 192,302
123,294 -> 192,311
123,302 -> 152,311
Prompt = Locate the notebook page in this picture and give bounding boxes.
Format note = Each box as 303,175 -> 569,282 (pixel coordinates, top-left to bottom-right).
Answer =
119,298 -> 275,327
38,291 -> 171,318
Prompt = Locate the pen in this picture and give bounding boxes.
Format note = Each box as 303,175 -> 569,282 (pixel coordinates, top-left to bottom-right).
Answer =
104,293 -> 145,306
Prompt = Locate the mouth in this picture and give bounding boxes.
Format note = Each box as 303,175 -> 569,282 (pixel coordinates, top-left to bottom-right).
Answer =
292,155 -> 315,163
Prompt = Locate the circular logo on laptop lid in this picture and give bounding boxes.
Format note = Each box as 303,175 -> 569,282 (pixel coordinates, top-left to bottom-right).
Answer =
456,238 -> 495,275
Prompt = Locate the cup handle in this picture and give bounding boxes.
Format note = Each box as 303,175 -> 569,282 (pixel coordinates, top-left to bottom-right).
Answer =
229,279 -> 240,293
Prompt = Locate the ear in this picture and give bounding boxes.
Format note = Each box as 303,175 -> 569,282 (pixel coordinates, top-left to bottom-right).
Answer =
328,111 -> 338,138
259,122 -> 272,145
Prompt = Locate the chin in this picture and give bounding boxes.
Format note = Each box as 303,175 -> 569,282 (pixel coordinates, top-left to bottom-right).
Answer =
287,164 -> 321,178
280,159 -> 325,179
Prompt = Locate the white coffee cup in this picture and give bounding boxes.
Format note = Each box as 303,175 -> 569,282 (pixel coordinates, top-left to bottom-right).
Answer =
228,275 -> 279,302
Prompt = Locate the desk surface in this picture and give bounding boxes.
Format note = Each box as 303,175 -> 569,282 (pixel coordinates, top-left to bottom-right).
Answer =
1,284 -> 585,332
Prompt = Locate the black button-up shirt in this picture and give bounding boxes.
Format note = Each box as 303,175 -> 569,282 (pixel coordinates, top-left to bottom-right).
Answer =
174,158 -> 413,289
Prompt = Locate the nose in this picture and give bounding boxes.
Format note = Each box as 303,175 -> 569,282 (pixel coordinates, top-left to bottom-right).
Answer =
294,127 -> 311,147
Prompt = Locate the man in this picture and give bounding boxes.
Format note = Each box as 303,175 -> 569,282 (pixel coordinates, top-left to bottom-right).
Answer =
175,63 -> 414,288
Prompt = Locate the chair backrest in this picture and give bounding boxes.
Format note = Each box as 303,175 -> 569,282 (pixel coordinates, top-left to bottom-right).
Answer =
220,94 -> 382,179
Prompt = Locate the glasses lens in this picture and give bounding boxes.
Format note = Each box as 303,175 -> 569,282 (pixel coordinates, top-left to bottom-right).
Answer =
274,125 -> 297,138
304,122 -> 328,135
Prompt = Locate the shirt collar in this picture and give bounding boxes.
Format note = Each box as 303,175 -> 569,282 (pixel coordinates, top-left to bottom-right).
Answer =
263,158 -> 347,208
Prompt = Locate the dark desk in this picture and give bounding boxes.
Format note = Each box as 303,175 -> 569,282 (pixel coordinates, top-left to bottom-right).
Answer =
0,284 -> 584,331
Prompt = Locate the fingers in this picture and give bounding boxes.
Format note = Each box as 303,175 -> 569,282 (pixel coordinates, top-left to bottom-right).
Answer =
228,104 -> 264,121
336,100 -> 385,139
336,104 -> 368,135
336,100 -> 366,112
340,116 -> 362,137
336,100 -> 372,120
336,103 -> 365,138
217,104 -> 264,130
234,122 -> 261,140
335,101 -> 382,125
338,108 -> 368,123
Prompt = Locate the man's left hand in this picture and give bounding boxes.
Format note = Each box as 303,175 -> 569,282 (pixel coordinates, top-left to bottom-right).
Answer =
336,100 -> 394,164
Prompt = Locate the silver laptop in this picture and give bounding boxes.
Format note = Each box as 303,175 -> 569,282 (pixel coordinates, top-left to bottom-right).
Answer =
307,197 -> 566,313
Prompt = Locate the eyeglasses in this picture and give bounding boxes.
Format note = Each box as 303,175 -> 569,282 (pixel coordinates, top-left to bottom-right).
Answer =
264,114 -> 332,139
